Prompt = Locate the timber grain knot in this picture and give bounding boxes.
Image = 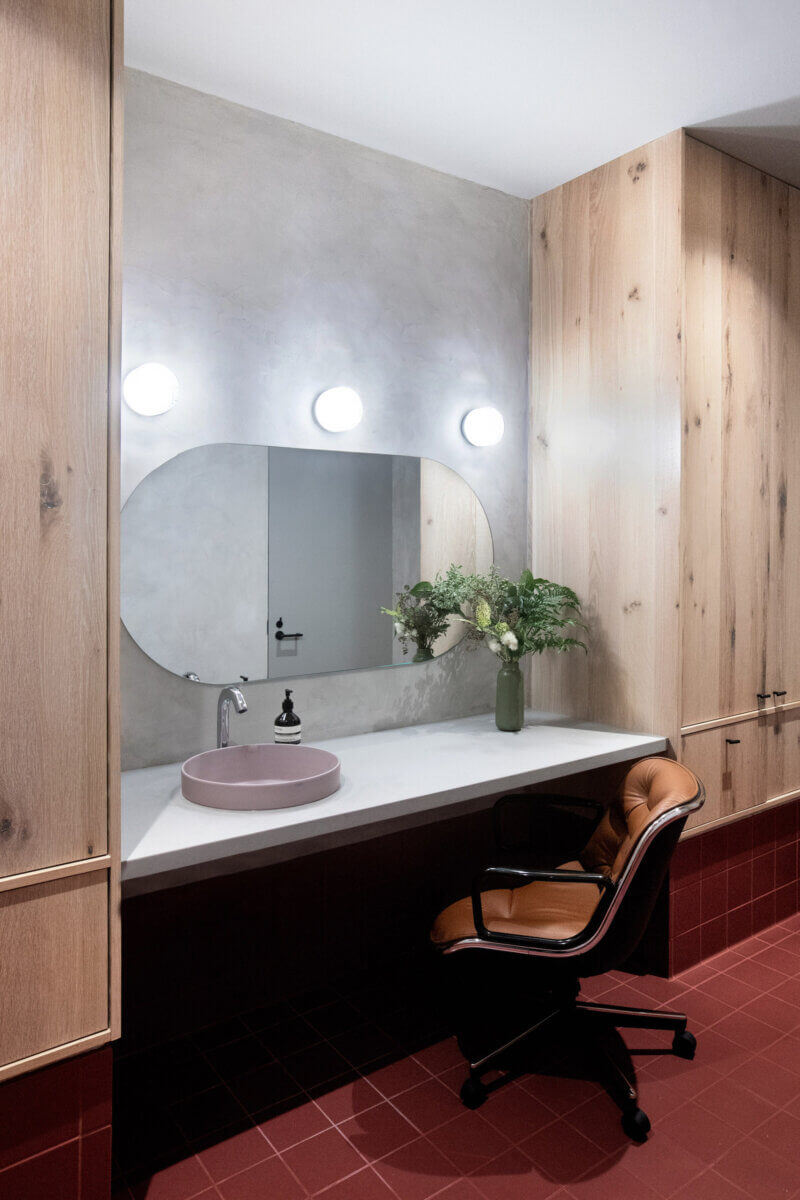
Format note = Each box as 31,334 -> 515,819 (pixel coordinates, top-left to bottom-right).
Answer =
39,454 -> 63,520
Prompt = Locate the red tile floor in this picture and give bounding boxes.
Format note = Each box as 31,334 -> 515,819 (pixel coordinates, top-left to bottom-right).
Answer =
113,912 -> 800,1200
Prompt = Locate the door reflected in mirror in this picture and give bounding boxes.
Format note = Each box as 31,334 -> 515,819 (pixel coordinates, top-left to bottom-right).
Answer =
121,445 -> 492,684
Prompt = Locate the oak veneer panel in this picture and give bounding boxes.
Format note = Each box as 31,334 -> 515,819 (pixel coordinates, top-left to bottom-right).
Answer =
0,0 -> 110,875
682,138 -> 792,726
529,133 -> 682,743
107,0 -> 124,1040
0,872 -> 108,1070
766,181 -> 800,709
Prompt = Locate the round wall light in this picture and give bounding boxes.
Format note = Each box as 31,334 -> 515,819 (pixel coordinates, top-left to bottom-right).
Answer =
313,386 -> 363,433
461,405 -> 504,446
123,363 -> 179,416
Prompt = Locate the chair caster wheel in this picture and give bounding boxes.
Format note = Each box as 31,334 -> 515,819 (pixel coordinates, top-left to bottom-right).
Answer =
460,1077 -> 487,1110
622,1107 -> 651,1142
672,1030 -> 696,1060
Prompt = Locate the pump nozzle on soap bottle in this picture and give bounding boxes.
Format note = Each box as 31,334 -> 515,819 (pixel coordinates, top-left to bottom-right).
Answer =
274,689 -> 301,744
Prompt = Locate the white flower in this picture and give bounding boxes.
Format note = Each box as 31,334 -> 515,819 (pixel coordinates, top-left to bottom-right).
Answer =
487,638 -> 502,654
394,622 -> 407,637
500,631 -> 519,651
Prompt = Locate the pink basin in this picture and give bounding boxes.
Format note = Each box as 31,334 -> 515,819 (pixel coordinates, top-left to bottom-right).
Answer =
181,743 -> 341,811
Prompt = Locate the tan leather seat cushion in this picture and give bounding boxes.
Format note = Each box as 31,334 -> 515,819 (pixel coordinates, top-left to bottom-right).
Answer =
431,860 -> 602,945
431,758 -> 700,947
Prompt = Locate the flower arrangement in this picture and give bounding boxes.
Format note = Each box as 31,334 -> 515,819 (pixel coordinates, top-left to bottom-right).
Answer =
384,564 -> 586,729
452,566 -> 586,663
450,565 -> 586,730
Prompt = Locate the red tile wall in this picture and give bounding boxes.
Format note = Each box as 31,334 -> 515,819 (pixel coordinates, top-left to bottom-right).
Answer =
669,799 -> 800,974
0,1047 -> 112,1200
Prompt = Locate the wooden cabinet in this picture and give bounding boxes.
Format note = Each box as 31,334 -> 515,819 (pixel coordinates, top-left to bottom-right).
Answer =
681,720 -> 767,830
766,707 -> 800,805
682,141 -> 798,729
766,190 -> 800,710
0,0 -> 121,1081
0,873 -> 108,1073
530,130 -> 800,833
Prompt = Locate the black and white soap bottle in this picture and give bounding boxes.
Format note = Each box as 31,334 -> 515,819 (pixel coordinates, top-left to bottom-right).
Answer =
274,689 -> 302,744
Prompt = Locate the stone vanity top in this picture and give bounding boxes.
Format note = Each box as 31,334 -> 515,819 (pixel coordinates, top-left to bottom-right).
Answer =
121,711 -> 666,894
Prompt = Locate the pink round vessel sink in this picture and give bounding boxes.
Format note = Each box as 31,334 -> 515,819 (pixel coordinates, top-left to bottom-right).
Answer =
181,743 -> 341,811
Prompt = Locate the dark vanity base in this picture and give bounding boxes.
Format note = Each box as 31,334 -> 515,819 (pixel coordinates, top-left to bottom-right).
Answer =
121,761 -> 667,1051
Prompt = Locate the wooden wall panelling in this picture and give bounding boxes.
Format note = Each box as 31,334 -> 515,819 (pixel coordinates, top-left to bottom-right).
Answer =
766,178 -> 800,708
682,139 -> 775,726
0,0 -> 111,877
107,0 -> 124,1041
0,872 -> 108,1074
529,132 -> 683,745
681,138 -> 724,728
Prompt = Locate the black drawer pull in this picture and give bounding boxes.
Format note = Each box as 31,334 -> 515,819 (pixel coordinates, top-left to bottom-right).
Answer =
774,691 -> 787,698
757,693 -> 771,701
725,738 -> 741,745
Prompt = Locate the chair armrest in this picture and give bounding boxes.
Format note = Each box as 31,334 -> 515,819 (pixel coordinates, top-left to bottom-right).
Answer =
470,864 -> 613,947
492,793 -> 604,858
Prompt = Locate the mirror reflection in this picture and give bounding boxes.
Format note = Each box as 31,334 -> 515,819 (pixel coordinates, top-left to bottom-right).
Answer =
121,445 -> 492,684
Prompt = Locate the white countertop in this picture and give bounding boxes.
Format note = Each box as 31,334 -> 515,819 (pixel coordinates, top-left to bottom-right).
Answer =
121,711 -> 666,893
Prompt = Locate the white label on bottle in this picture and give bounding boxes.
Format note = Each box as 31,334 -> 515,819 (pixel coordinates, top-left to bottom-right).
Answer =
274,725 -> 302,744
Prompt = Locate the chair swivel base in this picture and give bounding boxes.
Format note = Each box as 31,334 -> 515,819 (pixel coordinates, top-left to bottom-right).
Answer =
457,998 -> 696,1142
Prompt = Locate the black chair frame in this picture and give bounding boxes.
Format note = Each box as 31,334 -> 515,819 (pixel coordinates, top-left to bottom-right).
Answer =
441,780 -> 705,1142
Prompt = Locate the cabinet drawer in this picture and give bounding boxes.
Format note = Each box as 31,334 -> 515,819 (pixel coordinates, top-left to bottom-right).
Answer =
680,718 -> 767,830
766,707 -> 800,803
0,871 -> 108,1071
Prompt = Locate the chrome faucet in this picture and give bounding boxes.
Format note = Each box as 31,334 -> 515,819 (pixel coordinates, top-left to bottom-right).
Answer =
217,686 -> 247,748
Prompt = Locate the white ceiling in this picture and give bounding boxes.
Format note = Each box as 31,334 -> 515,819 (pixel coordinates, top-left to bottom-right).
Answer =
125,0 -> 800,198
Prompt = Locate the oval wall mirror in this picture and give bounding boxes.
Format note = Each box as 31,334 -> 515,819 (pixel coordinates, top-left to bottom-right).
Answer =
121,444 -> 493,684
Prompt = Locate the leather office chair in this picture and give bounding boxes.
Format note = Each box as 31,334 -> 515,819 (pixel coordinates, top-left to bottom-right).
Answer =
431,757 -> 705,1141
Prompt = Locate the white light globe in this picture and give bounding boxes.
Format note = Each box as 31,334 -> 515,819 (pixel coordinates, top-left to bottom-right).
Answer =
313,386 -> 363,433
123,363 -> 179,416
461,406 -> 504,447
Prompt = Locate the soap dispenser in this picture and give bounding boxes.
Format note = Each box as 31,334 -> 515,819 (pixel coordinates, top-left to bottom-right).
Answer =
274,689 -> 302,744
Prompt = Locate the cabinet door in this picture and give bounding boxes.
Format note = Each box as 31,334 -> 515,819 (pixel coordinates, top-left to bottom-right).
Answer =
766,707 -> 800,804
0,873 -> 108,1072
680,718 -> 767,831
682,141 -> 774,726
0,0 -> 110,877
765,185 -> 800,708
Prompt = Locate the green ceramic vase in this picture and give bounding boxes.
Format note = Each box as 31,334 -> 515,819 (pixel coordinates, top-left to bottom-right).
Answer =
413,645 -> 435,663
496,660 -> 524,732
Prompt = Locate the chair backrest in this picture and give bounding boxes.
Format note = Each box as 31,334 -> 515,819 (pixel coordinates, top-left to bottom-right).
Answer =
581,758 -> 702,882
574,757 -> 704,974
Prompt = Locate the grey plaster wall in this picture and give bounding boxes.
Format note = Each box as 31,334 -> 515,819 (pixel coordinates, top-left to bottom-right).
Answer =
122,70 -> 529,769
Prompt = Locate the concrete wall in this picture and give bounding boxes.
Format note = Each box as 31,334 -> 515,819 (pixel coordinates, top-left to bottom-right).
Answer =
122,69 -> 529,769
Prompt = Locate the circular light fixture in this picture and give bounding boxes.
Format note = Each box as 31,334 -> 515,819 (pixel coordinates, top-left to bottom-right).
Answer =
461,406 -> 504,446
313,386 -> 363,433
123,363 -> 179,416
